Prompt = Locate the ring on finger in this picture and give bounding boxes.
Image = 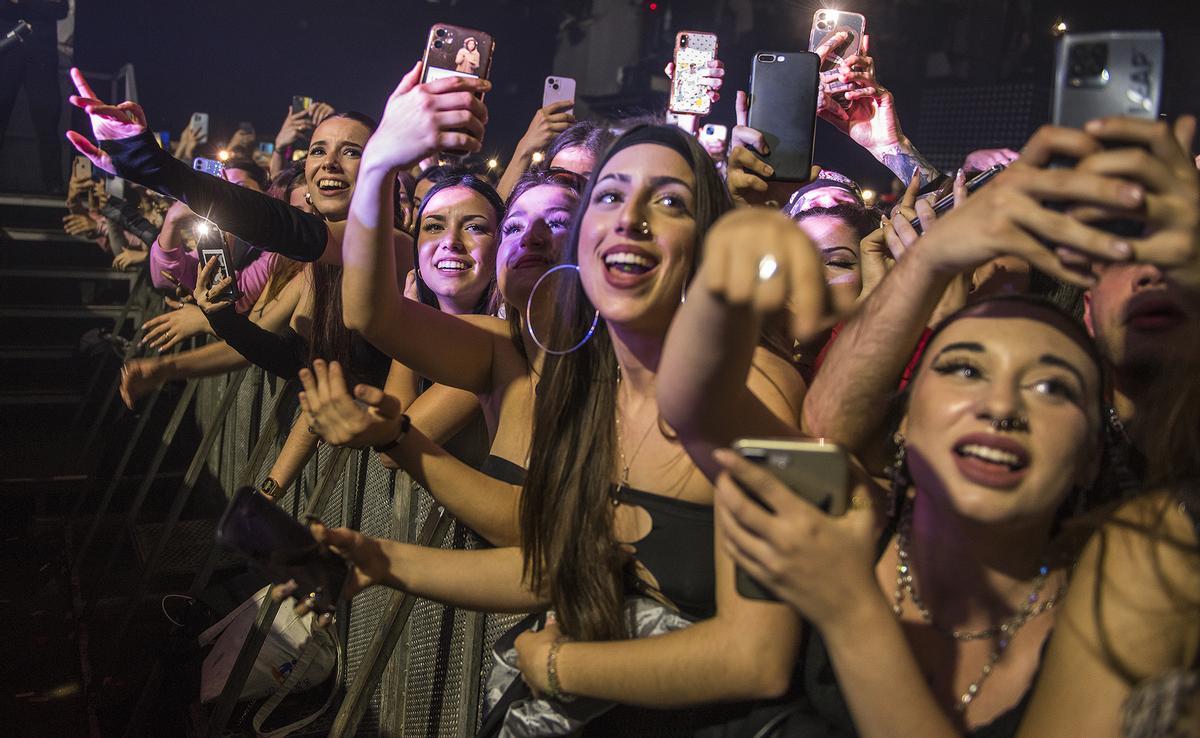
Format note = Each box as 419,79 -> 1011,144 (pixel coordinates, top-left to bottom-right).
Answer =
757,254 -> 780,281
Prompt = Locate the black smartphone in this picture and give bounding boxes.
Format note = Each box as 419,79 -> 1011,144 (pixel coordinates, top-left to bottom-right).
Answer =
909,165 -> 1005,234
731,439 -> 849,601
1052,31 -> 1163,130
195,222 -> 242,302
747,51 -> 820,183
216,487 -> 349,615
291,95 -> 314,114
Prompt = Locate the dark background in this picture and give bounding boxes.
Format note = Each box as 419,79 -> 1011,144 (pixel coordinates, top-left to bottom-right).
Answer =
72,0 -> 1197,194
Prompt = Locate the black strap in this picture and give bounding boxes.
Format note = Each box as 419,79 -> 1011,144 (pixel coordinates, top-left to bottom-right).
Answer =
206,309 -> 306,381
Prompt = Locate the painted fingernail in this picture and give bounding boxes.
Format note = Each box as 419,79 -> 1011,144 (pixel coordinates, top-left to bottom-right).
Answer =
1112,241 -> 1133,259
1123,186 -> 1143,205
765,166 -> 775,176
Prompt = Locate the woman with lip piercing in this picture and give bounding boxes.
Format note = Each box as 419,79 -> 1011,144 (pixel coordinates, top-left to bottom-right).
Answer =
660,120 -> 1147,736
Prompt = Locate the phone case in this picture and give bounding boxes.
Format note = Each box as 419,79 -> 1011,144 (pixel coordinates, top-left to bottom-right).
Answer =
422,24 -> 495,85
732,439 -> 850,601
808,9 -> 865,70
72,155 -> 92,181
747,51 -> 820,183
543,75 -> 577,110
698,124 -> 728,147
669,31 -> 718,116
1052,31 -> 1163,129
198,227 -> 242,301
190,112 -> 209,144
193,157 -> 225,178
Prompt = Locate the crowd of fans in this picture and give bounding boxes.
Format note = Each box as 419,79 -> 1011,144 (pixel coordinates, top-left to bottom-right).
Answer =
57,22 -> 1200,738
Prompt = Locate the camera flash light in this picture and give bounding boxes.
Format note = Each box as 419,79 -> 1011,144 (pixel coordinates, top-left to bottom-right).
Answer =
217,149 -> 231,162
487,158 -> 499,169
531,151 -> 545,164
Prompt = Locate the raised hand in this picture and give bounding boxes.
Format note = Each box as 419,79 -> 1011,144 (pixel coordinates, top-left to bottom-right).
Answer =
361,61 -> 490,173
63,212 -> 100,238
514,99 -> 575,157
193,254 -> 235,312
140,301 -> 211,352
298,359 -> 405,449
274,106 -> 314,151
1077,115 -> 1200,287
697,207 -> 832,343
65,68 -> 148,174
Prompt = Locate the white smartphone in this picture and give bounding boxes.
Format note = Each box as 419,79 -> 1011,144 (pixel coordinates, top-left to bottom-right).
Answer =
190,111 -> 210,144
543,75 -> 577,112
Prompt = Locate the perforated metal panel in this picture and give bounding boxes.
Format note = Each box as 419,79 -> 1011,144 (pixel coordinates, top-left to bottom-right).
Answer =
914,82 -> 1048,172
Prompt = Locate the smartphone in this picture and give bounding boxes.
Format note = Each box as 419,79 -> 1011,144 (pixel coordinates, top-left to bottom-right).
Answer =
668,31 -> 718,116
72,155 -> 92,181
291,95 -> 314,113
216,487 -> 349,615
543,75 -> 577,111
732,439 -> 850,601
747,51 -> 820,183
808,9 -> 865,71
421,23 -> 495,85
154,130 -> 170,150
196,223 -> 242,301
698,123 -> 728,150
236,120 -> 255,134
193,157 -> 225,179
190,112 -> 209,144
1051,31 -> 1163,129
909,165 -> 1006,234
257,141 -> 275,156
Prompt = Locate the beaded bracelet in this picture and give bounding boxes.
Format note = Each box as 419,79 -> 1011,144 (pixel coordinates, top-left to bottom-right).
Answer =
546,638 -> 575,702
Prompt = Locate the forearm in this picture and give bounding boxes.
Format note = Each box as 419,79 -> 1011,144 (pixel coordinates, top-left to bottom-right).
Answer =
871,138 -> 942,189
801,248 -> 952,449
157,340 -> 251,381
389,428 -> 521,546
821,597 -> 959,738
384,540 -> 542,612
555,610 -> 798,707
496,143 -> 535,199
100,130 -> 331,262
265,418 -> 321,491
206,309 -> 305,381
342,162 -> 404,337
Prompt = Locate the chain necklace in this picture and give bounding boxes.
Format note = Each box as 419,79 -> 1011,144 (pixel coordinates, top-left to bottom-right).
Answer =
891,504 -> 1063,713
613,368 -> 659,504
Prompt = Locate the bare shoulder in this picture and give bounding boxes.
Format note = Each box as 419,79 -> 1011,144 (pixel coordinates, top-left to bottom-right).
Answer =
747,346 -> 807,426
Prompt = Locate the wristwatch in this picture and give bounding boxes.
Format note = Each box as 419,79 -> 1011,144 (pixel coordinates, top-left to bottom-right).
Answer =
258,477 -> 282,499
372,414 -> 412,454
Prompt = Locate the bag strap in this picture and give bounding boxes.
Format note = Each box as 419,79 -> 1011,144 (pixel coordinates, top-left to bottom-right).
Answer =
251,622 -> 344,738
198,587 -> 266,647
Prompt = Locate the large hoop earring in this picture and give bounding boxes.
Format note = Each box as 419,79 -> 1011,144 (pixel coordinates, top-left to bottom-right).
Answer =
526,264 -> 600,355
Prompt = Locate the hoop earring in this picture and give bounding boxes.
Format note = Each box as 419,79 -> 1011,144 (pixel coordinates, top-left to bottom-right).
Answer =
525,264 -> 600,355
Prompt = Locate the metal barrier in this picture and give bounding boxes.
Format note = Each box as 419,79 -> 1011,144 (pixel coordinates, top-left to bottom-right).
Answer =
73,321 -> 504,736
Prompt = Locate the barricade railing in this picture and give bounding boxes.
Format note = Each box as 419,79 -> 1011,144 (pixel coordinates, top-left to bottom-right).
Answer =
72,324 -> 501,737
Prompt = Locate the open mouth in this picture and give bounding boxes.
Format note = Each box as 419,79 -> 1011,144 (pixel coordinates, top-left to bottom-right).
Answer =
951,434 -> 1030,489
315,178 -> 350,194
600,244 -> 660,288
435,257 -> 474,274
1123,293 -> 1187,332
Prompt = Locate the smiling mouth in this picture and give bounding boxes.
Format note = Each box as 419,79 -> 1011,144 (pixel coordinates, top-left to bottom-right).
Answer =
435,258 -> 473,273
603,250 -> 659,276
316,178 -> 349,194
954,443 -> 1028,472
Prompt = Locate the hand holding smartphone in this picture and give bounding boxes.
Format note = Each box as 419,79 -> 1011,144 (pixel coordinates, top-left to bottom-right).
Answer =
747,51 -> 820,182
216,488 -> 349,615
543,75 -> 576,113
731,439 -> 850,601
808,10 -> 865,71
189,111 -> 210,144
669,31 -> 719,116
421,23 -> 495,86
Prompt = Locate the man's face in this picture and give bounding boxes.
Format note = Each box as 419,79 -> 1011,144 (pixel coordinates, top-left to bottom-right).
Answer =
1085,262 -> 1200,377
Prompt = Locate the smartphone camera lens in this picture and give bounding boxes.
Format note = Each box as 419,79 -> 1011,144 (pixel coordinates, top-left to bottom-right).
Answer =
816,20 -> 829,30
436,28 -> 446,37
1067,42 -> 1109,87
680,34 -> 688,47
434,40 -> 443,49
757,53 -> 776,63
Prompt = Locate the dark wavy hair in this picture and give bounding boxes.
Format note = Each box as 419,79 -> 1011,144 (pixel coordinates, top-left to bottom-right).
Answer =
412,173 -> 505,315
519,125 -> 733,641
544,121 -> 616,171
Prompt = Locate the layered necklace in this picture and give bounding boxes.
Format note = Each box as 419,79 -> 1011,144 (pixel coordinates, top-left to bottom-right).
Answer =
891,504 -> 1064,713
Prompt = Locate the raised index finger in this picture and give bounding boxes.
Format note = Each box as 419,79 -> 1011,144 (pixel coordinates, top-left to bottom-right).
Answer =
69,68 -> 101,103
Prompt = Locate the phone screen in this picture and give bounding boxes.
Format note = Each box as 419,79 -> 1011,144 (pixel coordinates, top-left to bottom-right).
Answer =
216,488 -> 349,614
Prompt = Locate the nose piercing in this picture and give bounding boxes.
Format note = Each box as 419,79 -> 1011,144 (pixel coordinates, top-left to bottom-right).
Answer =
636,220 -> 650,235
990,416 -> 1029,432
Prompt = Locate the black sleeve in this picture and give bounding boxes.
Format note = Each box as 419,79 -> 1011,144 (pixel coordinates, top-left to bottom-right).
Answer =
205,308 -> 306,381
99,197 -> 160,248
99,130 -> 327,262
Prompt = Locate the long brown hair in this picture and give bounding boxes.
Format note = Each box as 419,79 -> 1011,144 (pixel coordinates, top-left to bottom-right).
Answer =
519,126 -> 732,641
258,163 -> 307,311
